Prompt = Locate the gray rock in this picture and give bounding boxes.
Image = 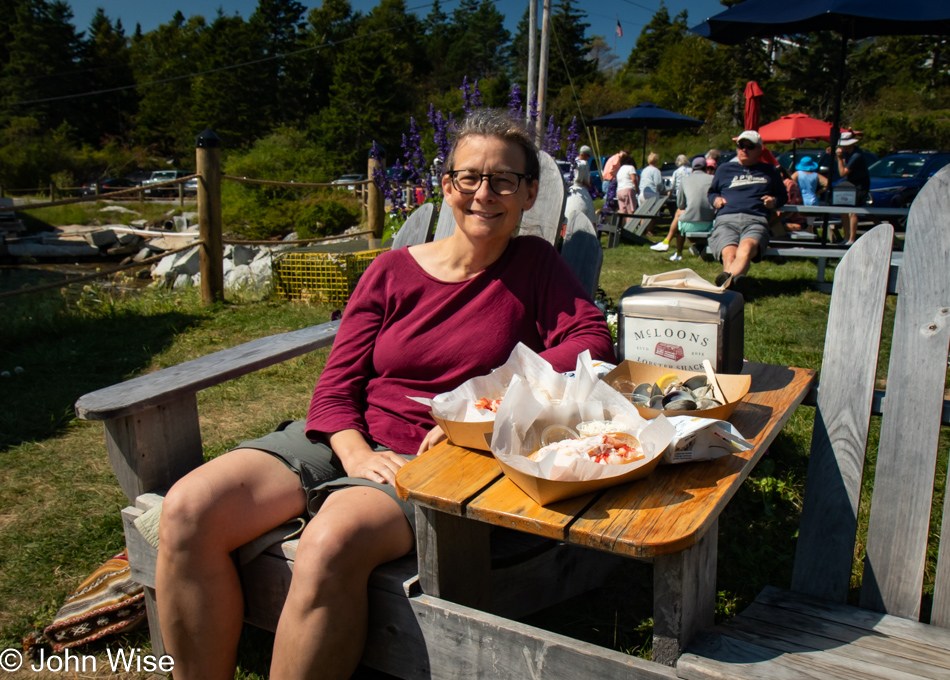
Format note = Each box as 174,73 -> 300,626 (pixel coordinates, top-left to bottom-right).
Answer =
130,219 -> 149,227
225,264 -> 253,290
134,247 -> 153,262
181,211 -> 198,222
116,232 -> 141,246
282,231 -> 299,241
222,257 -> 235,276
172,245 -> 201,276
152,253 -> 178,279
173,273 -> 191,289
232,245 -> 255,266
250,255 -> 272,278
252,246 -> 271,262
172,215 -> 190,232
84,229 -> 118,247
191,272 -> 201,288
224,244 -> 234,259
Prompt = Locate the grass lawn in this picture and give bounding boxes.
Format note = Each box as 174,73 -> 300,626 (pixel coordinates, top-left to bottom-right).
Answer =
0,237 -> 945,678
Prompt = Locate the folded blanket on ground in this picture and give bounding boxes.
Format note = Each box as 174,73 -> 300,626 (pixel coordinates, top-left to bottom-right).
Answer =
42,550 -> 146,651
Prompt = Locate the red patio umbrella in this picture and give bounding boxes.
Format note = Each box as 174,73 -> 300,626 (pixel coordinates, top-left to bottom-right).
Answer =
744,81 -> 764,131
758,113 -> 833,143
741,80 -> 778,165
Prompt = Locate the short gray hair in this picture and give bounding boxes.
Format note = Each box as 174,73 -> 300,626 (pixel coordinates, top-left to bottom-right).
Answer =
445,109 -> 540,182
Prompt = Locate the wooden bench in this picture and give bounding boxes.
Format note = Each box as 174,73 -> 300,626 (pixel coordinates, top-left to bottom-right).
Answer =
764,243 -> 903,293
74,198 -> 618,678
675,165 -> 950,680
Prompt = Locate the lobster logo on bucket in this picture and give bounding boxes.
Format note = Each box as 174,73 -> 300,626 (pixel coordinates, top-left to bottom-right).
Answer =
622,318 -> 718,372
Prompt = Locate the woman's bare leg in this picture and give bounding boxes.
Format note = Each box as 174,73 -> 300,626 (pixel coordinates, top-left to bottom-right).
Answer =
156,448 -> 306,680
270,486 -> 414,680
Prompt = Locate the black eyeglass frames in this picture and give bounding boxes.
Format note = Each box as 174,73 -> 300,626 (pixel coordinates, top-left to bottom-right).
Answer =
446,171 -> 530,196
737,142 -> 758,151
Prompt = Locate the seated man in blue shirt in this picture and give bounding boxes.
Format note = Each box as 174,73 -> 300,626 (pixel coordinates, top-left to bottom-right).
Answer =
707,130 -> 788,288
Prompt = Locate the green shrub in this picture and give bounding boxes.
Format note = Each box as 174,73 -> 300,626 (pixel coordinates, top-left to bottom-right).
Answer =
296,196 -> 362,238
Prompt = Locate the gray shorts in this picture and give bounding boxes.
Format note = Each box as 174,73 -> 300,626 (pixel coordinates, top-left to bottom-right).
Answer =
238,420 -> 416,535
708,213 -> 770,262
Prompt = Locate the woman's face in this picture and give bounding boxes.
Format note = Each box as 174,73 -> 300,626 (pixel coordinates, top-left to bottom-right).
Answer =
442,135 -> 539,242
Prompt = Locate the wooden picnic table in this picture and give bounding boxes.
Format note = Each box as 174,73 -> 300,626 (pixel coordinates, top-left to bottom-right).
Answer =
396,361 -> 816,668
778,204 -> 909,246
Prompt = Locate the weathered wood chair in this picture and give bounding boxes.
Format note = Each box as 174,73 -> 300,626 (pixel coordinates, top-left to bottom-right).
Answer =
605,194 -> 668,246
562,212 -> 603,299
432,151 -> 566,243
391,202 -> 436,249
74,199 -> 622,678
676,165 -> 950,679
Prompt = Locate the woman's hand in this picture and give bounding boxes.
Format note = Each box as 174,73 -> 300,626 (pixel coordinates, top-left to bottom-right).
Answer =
329,429 -> 406,486
417,425 -> 446,454
713,196 -> 727,209
340,448 -> 406,486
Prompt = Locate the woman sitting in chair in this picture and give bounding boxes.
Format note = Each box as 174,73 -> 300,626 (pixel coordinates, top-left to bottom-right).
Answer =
155,109 -> 615,680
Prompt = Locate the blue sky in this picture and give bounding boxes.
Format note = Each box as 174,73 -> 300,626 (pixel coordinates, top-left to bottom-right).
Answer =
67,0 -> 729,63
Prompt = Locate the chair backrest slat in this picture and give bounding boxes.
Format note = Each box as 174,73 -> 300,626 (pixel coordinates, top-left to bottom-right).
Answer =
859,166 -> 950,619
561,213 -> 602,299
790,223 -> 893,603
519,151 -> 565,244
392,203 -> 435,250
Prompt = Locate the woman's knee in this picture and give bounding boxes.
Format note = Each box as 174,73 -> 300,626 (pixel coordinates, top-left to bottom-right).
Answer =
159,474 -> 224,553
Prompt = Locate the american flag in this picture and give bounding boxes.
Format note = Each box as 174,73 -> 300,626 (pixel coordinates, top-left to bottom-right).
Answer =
616,18 -> 623,38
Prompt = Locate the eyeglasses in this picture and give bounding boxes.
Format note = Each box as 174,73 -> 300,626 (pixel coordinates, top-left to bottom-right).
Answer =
737,142 -> 758,151
446,171 -> 530,196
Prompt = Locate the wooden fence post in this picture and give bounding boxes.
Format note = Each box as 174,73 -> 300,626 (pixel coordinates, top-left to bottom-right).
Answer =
367,147 -> 385,240
196,129 -> 224,304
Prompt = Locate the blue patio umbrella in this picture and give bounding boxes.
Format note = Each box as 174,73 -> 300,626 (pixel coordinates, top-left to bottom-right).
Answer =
690,0 -> 950,145
590,102 -> 704,167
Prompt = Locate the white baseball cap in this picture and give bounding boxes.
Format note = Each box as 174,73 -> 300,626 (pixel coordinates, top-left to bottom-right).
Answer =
735,130 -> 762,147
838,131 -> 859,147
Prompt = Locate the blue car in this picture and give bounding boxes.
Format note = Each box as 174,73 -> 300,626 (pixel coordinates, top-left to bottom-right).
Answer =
865,151 -> 950,208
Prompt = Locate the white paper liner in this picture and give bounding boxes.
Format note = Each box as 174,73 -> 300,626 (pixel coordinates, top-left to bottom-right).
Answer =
664,416 -> 753,463
409,343 -> 577,423
491,350 -> 676,482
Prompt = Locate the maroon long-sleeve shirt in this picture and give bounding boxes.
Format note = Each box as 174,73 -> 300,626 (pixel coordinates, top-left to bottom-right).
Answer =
305,235 -> 616,454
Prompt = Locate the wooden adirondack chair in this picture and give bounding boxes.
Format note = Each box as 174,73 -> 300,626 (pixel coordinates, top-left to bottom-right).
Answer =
675,166 -> 950,679
432,151 -> 566,243
74,196 -> 619,678
603,195 -> 668,246
391,202 -> 436,250
562,212 -> 603,299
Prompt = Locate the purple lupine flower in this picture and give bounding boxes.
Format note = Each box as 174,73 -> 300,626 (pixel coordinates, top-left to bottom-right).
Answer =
541,116 -> 560,156
370,141 -> 387,190
527,93 -> 539,129
472,81 -> 483,109
402,117 -> 427,187
599,181 -> 616,224
508,84 -> 523,119
566,116 -> 579,185
428,105 -> 452,188
460,76 -> 474,115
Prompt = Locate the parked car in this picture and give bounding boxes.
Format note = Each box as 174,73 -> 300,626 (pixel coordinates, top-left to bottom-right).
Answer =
332,173 -> 367,191
143,170 -> 191,197
183,177 -> 199,195
864,151 -> 950,208
80,177 -> 139,197
775,148 -> 878,181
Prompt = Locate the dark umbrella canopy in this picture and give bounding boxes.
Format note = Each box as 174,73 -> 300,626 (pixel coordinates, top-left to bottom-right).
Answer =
691,0 -> 950,45
690,0 -> 950,148
590,102 -> 704,166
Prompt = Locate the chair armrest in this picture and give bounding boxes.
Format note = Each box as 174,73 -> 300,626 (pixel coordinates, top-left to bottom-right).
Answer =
76,320 -> 340,421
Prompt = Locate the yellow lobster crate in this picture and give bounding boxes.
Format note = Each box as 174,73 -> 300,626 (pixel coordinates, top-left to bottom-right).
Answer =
273,248 -> 388,303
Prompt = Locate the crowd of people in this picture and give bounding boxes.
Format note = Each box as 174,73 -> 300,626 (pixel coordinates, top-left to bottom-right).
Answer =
580,128 -> 870,288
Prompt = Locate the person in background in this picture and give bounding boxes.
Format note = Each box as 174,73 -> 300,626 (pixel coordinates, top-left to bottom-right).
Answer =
778,165 -> 807,232
705,149 -> 722,166
638,152 -> 664,201
835,131 -> 870,246
575,145 -> 593,190
671,154 -> 691,198
666,156 -> 717,261
154,108 -> 615,680
564,145 -> 596,224
792,156 -> 827,206
651,154 -> 694,254
707,130 -> 787,288
601,148 -> 628,195
615,153 -> 639,226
